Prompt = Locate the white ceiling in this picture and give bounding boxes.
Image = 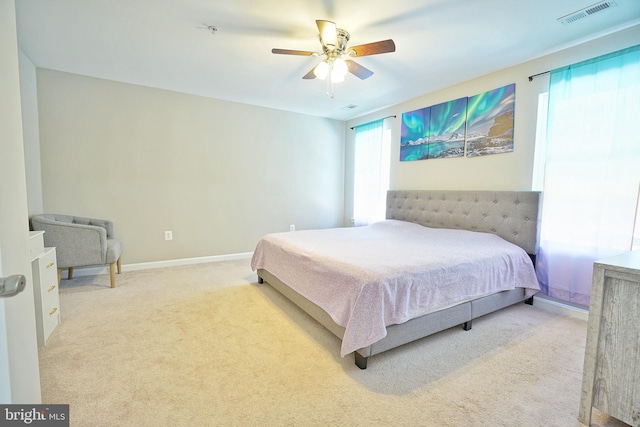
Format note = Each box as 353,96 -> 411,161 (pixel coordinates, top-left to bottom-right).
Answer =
15,0 -> 640,121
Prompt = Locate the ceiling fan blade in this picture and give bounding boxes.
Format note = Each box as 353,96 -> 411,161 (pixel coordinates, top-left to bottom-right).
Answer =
347,60 -> 374,80
316,20 -> 337,48
271,48 -> 315,56
302,66 -> 317,80
349,39 -> 396,57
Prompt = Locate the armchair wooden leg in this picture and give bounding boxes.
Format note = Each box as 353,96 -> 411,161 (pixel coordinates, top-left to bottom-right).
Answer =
109,263 -> 116,288
116,256 -> 122,274
68,267 -> 74,280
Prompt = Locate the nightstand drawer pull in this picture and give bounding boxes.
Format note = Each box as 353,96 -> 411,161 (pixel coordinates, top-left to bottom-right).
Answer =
46,261 -> 55,269
48,285 -> 57,292
49,307 -> 58,316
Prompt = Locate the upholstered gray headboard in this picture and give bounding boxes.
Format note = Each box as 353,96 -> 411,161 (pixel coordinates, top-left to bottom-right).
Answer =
386,190 -> 541,255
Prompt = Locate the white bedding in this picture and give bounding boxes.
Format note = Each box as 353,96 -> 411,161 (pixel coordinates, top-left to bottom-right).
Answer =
251,220 -> 540,357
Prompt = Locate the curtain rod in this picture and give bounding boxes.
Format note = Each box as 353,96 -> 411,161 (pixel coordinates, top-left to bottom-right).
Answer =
528,71 -> 550,81
350,115 -> 396,130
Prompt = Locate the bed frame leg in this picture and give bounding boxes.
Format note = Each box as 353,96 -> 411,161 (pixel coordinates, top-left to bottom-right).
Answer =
354,353 -> 368,370
257,276 -> 264,284
463,320 -> 472,331
524,296 -> 534,305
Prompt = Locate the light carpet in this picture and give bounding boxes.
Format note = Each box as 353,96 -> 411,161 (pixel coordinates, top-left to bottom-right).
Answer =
38,259 -> 627,427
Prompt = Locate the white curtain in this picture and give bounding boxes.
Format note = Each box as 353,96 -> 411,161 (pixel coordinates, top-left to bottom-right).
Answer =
353,119 -> 390,226
537,44 -> 640,306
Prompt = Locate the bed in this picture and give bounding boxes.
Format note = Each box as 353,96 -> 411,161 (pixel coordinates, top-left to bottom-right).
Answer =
251,190 -> 541,369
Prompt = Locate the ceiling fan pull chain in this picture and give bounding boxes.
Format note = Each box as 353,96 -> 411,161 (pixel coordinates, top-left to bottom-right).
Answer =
326,63 -> 334,98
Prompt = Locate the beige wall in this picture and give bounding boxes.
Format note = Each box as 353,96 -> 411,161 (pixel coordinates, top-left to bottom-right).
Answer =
35,70 -> 345,264
343,25 -> 640,225
0,0 -> 41,403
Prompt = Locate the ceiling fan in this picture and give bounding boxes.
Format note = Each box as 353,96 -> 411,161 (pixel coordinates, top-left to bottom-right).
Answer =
272,20 -> 395,97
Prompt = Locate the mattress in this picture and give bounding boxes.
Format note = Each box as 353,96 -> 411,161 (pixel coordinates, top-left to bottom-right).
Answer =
251,220 -> 540,356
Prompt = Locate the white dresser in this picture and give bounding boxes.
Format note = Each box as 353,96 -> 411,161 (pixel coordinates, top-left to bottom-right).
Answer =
29,231 -> 61,346
579,250 -> 640,426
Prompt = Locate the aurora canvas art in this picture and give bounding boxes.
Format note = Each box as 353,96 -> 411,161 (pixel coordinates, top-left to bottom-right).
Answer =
466,83 -> 516,157
426,97 -> 467,159
400,106 -> 431,161
400,83 -> 515,161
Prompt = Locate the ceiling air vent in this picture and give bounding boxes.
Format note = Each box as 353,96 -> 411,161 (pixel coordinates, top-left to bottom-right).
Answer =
558,0 -> 618,25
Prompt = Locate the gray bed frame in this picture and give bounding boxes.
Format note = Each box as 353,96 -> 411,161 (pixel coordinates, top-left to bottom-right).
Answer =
257,190 -> 541,369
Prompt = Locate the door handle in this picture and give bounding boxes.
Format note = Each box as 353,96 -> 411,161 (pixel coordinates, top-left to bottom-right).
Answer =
0,275 -> 26,297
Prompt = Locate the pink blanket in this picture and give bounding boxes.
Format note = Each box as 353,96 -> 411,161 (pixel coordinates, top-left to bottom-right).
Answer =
251,220 -> 540,356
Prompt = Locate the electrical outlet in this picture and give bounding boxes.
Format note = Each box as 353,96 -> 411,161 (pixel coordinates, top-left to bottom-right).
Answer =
165,230 -> 173,241
289,224 -> 295,232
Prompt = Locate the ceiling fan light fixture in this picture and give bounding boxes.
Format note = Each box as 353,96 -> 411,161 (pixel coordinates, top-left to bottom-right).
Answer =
314,61 -> 330,79
332,58 -> 348,82
331,71 -> 345,83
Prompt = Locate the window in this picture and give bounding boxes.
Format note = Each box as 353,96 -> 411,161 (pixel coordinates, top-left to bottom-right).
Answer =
535,44 -> 640,305
353,119 -> 391,226
531,92 -> 548,192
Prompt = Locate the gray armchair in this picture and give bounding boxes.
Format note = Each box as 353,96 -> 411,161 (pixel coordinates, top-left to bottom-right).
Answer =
31,214 -> 123,288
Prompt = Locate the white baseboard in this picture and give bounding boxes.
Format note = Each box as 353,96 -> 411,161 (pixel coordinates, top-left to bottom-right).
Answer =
60,252 -> 253,279
532,295 -> 589,321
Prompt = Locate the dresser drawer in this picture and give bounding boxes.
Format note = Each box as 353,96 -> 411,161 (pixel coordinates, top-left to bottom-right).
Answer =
36,248 -> 58,294
31,247 -> 61,346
